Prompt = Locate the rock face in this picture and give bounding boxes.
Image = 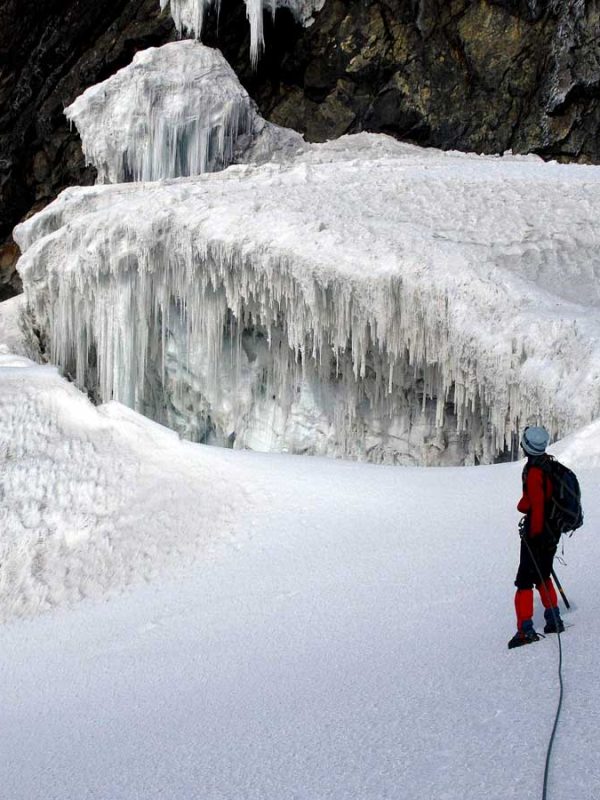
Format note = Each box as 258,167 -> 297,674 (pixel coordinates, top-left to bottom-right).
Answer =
2,0 -> 600,298
249,0 -> 600,157
0,0 -> 175,300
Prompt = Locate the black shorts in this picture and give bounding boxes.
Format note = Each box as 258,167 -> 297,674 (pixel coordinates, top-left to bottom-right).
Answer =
515,533 -> 557,590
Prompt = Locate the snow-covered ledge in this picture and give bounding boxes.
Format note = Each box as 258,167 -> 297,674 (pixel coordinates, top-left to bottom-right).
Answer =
160,0 -> 326,66
14,135 -> 600,465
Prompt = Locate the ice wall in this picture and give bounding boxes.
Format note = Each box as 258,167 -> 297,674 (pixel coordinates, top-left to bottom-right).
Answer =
15,136 -> 600,464
65,42 -> 298,184
160,0 -> 326,66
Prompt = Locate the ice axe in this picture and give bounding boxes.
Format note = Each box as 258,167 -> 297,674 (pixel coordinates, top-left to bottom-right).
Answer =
551,567 -> 570,610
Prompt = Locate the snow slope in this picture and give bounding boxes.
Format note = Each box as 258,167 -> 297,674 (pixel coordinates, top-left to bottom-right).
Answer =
15,136 -> 600,464
0,353 -> 252,621
0,295 -> 36,358
0,324 -> 599,800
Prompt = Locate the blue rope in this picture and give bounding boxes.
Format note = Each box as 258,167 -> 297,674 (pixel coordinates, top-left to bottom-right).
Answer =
542,623 -> 564,800
521,533 -> 565,800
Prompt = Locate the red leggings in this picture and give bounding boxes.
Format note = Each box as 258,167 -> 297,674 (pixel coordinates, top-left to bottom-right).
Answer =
515,580 -> 558,630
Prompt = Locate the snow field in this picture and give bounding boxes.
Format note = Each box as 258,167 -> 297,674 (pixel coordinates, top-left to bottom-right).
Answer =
0,396 -> 599,798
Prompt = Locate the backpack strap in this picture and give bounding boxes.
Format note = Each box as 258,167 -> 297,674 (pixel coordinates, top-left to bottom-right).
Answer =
537,456 -> 560,540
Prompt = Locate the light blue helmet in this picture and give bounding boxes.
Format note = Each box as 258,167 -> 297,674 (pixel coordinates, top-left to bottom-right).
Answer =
520,425 -> 549,456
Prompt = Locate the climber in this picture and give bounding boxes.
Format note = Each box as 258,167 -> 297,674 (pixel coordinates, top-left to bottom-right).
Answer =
508,425 -> 565,649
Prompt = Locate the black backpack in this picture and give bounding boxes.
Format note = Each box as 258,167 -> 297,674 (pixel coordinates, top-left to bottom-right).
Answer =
540,456 -> 584,536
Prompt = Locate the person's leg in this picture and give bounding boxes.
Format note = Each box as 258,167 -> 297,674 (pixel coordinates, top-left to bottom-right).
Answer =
515,587 -> 534,630
537,578 -> 558,608
534,541 -> 564,633
509,538 -> 540,648
514,537 -> 537,630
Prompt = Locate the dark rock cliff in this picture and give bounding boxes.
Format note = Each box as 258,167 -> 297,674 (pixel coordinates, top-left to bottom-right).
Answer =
2,0 -> 600,299
0,0 -> 175,299
244,0 -> 600,157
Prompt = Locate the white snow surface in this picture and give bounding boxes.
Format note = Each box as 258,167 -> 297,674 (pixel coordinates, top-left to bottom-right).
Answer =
65,42 -> 302,184
0,353 -> 251,621
0,295 -> 35,359
160,0 -> 326,66
14,135 -> 600,464
0,346 -> 599,800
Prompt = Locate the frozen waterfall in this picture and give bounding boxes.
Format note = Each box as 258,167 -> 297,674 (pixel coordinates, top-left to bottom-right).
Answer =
15,133 -> 600,465
65,42 -> 302,184
160,0 -> 326,66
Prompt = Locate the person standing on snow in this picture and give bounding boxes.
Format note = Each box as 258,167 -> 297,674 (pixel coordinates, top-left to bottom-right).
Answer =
508,425 -> 565,649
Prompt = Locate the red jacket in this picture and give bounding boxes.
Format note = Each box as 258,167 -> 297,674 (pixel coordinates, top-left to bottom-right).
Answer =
518,464 -> 553,536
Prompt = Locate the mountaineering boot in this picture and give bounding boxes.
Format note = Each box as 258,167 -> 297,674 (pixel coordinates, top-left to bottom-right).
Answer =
543,607 -> 565,634
508,619 -> 540,649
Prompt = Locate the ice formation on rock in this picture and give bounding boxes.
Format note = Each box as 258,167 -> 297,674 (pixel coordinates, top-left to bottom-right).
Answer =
0,295 -> 38,359
65,42 -> 301,184
160,0 -> 326,66
15,135 -> 600,465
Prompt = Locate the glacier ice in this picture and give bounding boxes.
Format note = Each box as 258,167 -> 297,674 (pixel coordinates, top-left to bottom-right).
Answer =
14,135 -> 600,465
65,41 -> 302,184
160,0 -> 326,66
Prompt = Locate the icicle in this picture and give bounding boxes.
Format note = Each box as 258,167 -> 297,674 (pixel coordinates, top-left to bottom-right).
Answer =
160,0 -> 214,39
65,42 -> 259,184
160,0 -> 326,67
15,135 -> 600,465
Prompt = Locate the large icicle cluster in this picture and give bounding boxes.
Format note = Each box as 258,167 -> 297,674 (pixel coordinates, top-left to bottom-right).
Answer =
160,0 -> 326,66
15,134 -> 600,464
65,42 -> 300,184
